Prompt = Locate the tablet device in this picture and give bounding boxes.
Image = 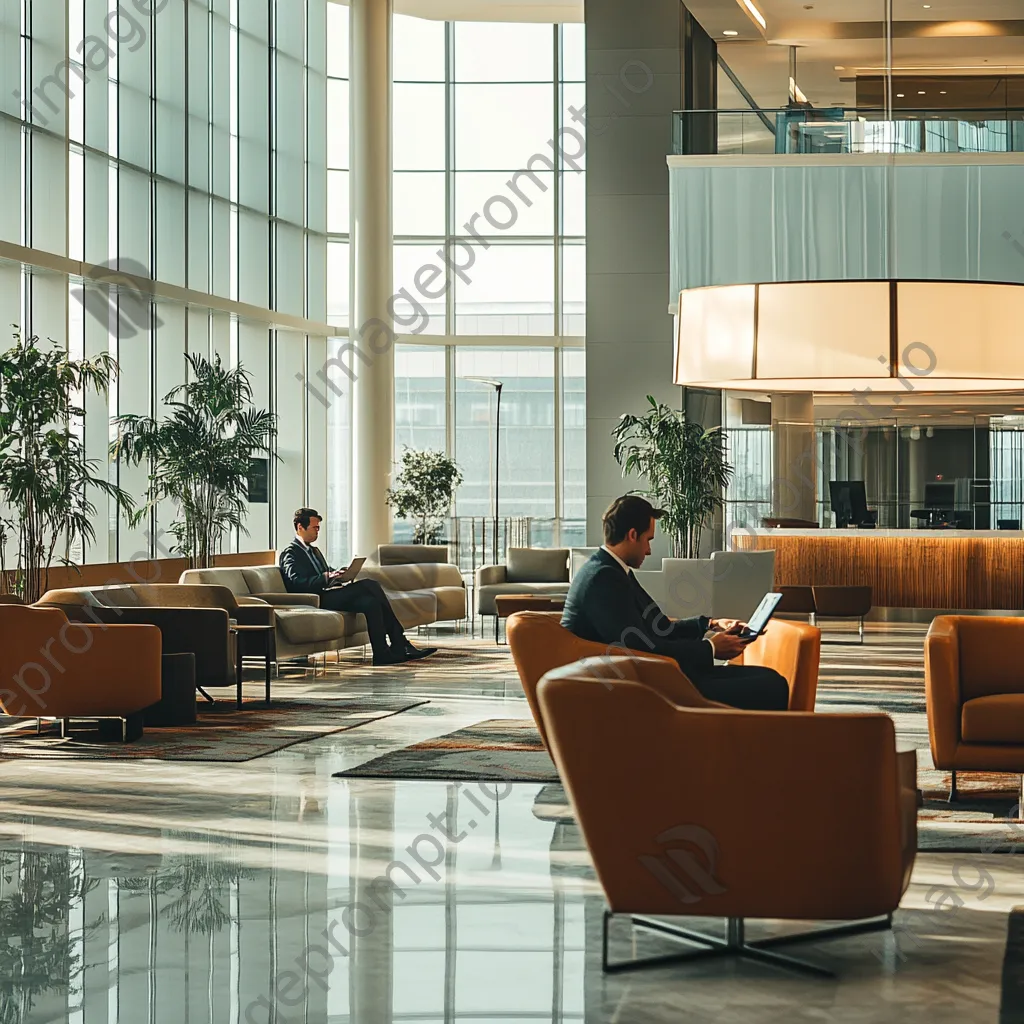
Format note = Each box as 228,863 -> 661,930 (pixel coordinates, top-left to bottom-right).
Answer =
324,556 -> 366,589
738,592 -> 784,641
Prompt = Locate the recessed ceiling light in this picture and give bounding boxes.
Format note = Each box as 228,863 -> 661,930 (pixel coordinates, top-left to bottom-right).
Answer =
940,90 -> 947,94
897,93 -> 905,98
923,4 -> 931,7
918,90 -> 926,94
834,65 -> 845,71
723,29 -> 739,36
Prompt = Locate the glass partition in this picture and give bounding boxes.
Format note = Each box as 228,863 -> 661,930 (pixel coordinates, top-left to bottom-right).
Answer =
674,108 -> 1024,156
723,395 -> 1024,532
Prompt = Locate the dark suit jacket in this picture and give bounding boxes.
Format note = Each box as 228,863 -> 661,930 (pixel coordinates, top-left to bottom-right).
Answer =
279,537 -> 334,594
560,548 -> 715,677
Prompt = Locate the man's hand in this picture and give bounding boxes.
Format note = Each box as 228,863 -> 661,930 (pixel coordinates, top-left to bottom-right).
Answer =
710,631 -> 749,662
710,618 -> 745,635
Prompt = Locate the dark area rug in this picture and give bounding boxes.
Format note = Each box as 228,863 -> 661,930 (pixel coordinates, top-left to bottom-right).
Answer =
0,698 -> 427,762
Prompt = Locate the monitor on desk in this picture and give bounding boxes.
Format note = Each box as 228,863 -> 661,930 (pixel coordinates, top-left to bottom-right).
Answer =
829,480 -> 870,527
924,482 -> 956,511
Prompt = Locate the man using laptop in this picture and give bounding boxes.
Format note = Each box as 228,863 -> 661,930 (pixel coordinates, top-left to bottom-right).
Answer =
279,508 -> 437,667
561,495 -> 790,710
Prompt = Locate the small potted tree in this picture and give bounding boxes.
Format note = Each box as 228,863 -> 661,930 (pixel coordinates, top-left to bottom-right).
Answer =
0,329 -> 134,603
386,448 -> 463,545
612,395 -> 732,558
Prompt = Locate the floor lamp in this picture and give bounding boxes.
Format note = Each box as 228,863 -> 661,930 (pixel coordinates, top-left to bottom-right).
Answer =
461,376 -> 504,564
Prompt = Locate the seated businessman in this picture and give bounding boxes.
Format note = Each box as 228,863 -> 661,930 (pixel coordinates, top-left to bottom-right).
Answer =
560,495 -> 790,711
279,508 -> 437,667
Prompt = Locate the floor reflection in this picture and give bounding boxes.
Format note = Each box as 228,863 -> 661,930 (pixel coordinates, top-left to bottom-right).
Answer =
0,782 -> 589,1024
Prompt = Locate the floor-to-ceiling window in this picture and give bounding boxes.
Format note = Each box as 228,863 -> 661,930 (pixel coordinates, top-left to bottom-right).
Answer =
326,13 -> 586,562
0,0 -> 331,566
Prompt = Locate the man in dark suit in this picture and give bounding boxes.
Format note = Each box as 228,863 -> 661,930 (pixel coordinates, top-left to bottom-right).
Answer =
561,495 -> 789,710
279,508 -> 436,667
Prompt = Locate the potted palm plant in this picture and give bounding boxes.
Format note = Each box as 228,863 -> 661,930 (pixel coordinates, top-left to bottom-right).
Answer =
0,329 -> 134,603
612,395 -> 733,558
111,353 -> 277,569
385,447 -> 463,544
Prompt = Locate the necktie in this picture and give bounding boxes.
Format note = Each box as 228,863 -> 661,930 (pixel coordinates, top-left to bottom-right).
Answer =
306,545 -> 326,572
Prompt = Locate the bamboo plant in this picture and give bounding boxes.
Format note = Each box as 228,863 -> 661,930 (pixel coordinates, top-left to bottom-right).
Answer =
111,353 -> 277,569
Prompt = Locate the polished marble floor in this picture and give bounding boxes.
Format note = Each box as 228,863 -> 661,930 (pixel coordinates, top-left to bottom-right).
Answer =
0,624 -> 1018,1023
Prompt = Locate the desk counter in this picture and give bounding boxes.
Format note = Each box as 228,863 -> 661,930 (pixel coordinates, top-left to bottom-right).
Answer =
730,528 -> 1024,609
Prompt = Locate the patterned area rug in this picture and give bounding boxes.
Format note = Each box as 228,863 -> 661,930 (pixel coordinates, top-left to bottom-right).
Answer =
0,698 -> 427,762
335,627 -> 1024,852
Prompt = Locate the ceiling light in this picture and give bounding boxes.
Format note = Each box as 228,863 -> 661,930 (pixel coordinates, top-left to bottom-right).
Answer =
923,3 -> 931,7
897,93 -> 905,98
918,90 -> 926,94
834,65 -> 845,71
723,29 -> 739,36
738,0 -> 767,31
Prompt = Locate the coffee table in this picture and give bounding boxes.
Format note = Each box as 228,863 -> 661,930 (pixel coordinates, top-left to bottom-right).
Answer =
231,624 -> 275,708
493,595 -> 566,645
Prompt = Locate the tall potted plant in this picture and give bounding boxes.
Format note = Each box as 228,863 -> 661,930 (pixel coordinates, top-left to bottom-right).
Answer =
385,447 -> 463,544
111,353 -> 277,569
612,396 -> 733,558
0,329 -> 134,603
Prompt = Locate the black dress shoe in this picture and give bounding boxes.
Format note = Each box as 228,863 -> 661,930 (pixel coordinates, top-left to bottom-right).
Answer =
372,650 -> 410,667
403,644 -> 439,661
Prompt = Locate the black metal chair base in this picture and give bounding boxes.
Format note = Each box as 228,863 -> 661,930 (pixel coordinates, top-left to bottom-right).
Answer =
602,911 -> 893,979
817,616 -> 867,645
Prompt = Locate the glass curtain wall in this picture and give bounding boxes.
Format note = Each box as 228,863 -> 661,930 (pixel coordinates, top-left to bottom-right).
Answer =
326,13 -> 586,562
0,0 -> 331,565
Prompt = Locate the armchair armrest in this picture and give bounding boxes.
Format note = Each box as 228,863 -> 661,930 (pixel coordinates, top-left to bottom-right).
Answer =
250,592 -> 321,608
925,618 -> 961,769
476,564 -> 507,587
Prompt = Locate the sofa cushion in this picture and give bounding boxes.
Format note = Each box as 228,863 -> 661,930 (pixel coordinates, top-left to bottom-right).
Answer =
506,548 -> 569,584
961,694 -> 1024,744
433,586 -> 468,622
241,566 -> 286,594
273,607 -> 351,645
361,562 -> 464,591
179,567 -> 252,595
386,589 -> 437,630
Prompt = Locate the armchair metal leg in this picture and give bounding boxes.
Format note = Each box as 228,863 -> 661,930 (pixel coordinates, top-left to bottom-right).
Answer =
949,769 -> 958,803
859,616 -> 865,643
196,686 -> 215,703
602,910 -> 893,979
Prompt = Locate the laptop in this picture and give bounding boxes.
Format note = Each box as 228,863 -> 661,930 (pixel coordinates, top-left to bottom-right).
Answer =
323,556 -> 366,589
738,592 -> 784,641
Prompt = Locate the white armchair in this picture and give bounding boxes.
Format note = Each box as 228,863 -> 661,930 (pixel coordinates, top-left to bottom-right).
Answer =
634,550 -> 776,621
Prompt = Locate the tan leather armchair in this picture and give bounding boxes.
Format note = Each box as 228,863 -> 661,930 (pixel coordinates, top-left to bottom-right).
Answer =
508,613 -> 822,750
537,655 -> 917,977
506,611 -> 681,750
733,619 -> 821,712
0,605 -> 161,741
926,615 -> 1024,800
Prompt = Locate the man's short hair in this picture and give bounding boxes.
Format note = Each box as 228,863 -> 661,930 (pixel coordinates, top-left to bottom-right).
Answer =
293,507 -> 321,530
602,495 -> 664,545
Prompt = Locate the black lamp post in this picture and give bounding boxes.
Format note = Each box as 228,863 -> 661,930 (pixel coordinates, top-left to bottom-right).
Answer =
462,376 -> 504,562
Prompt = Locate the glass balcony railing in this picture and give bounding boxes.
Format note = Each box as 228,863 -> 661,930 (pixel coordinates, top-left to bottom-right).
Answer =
673,107 -> 1024,156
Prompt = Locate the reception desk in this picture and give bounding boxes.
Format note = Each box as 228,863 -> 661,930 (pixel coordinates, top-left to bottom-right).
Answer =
731,529 -> 1024,610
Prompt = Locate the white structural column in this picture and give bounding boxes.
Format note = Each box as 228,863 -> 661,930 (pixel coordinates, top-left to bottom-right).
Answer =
350,0 -> 395,554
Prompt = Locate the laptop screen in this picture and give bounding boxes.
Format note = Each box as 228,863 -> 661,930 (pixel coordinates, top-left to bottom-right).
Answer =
745,592 -> 784,636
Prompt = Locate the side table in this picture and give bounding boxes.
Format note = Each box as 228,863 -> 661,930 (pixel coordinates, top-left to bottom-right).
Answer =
144,652 -> 198,727
231,624 -> 275,708
493,595 -> 566,645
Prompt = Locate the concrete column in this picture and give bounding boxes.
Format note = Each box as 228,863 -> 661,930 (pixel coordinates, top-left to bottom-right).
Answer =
771,394 -> 817,522
350,0 -> 394,555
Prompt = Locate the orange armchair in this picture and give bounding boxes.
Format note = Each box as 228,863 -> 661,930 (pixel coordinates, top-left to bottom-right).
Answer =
507,613 -> 821,750
733,618 -> 821,712
926,615 -> 1024,800
537,655 -> 917,977
0,605 -> 162,741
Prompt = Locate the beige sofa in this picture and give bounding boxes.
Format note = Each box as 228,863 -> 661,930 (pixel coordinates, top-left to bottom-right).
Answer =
180,561 -> 465,653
